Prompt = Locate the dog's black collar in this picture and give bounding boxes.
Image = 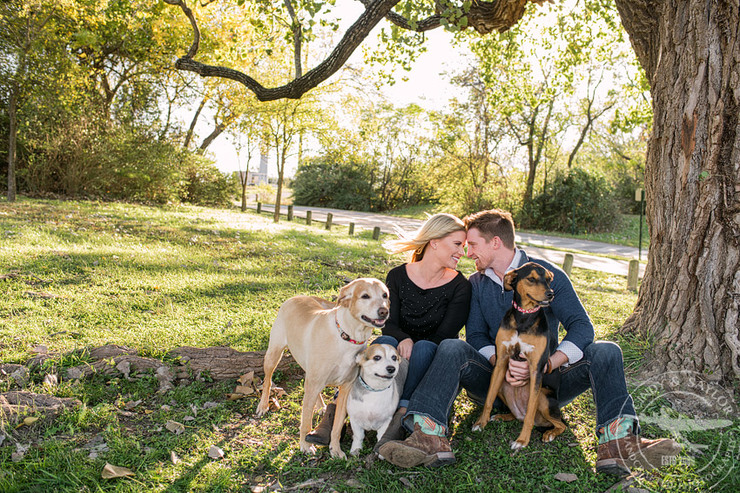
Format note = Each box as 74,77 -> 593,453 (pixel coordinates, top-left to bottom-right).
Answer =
358,375 -> 392,392
335,314 -> 367,345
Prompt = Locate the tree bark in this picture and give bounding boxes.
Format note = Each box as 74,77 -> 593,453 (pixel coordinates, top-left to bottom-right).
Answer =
199,122 -> 226,151
184,95 -> 207,149
616,0 -> 740,385
6,83 -> 18,202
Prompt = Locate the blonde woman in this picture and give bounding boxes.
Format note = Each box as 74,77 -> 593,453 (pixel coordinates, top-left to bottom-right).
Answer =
378,213 -> 472,410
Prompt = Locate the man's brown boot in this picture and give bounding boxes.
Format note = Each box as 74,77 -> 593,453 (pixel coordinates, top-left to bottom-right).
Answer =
596,434 -> 681,476
377,423 -> 455,468
373,408 -> 406,453
305,403 -> 336,446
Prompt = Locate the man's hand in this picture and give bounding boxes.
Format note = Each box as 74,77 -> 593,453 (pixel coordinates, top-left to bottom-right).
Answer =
397,338 -> 414,360
506,355 -> 530,387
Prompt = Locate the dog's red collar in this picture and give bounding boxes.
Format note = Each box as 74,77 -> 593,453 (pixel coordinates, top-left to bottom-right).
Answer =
512,299 -> 541,314
335,315 -> 367,345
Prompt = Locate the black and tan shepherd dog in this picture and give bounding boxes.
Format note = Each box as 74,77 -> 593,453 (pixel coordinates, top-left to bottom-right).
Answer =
472,262 -> 566,450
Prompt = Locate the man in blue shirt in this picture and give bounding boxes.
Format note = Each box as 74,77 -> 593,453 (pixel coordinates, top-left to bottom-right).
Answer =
378,209 -> 680,476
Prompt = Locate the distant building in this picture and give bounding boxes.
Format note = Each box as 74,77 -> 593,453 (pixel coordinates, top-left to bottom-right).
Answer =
243,152 -> 269,185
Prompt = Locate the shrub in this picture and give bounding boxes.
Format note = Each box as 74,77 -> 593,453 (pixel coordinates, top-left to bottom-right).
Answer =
181,155 -> 236,207
292,155 -> 375,211
519,167 -> 622,233
14,116 -> 231,205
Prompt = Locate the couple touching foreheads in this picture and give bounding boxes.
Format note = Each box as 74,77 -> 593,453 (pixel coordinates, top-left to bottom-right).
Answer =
308,209 -> 679,477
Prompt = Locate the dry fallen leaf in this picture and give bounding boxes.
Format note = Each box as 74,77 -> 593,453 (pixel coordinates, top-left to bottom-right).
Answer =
226,393 -> 246,401
124,400 -> 142,410
101,463 -> 134,479
165,420 -> 185,435
12,443 -> 29,462
234,385 -> 255,396
207,445 -> 224,460
268,397 -> 280,412
238,371 -> 255,386
554,472 -> 578,483
170,451 -> 180,465
43,374 -> 58,387
16,417 -> 39,428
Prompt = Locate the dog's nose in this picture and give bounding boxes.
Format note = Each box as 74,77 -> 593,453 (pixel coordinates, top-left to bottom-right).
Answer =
546,290 -> 554,299
378,307 -> 389,319
386,366 -> 396,374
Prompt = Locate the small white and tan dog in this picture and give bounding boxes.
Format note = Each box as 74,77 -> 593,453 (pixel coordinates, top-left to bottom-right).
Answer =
256,278 -> 390,456
346,344 -> 407,456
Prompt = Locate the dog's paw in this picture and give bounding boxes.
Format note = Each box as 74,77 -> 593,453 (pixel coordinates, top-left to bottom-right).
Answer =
300,441 -> 317,455
510,440 -> 528,450
471,420 -> 487,432
542,431 -> 556,443
330,447 -> 347,460
350,447 -> 362,457
255,405 -> 268,417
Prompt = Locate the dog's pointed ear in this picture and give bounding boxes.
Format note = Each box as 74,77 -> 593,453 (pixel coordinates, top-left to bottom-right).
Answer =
546,269 -> 554,283
337,281 -> 355,307
503,270 -> 517,291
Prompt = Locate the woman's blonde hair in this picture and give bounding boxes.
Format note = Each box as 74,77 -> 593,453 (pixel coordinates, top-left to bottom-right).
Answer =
384,213 -> 465,262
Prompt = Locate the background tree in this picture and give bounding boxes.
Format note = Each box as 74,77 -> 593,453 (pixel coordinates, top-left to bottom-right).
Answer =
231,106 -> 262,212
0,0 -> 71,202
429,70 -> 512,215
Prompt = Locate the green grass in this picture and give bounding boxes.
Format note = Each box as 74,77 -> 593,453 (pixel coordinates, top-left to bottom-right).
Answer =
0,197 -> 736,492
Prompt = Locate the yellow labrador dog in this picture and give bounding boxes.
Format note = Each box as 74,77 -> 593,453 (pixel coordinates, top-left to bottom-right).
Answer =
256,278 -> 390,456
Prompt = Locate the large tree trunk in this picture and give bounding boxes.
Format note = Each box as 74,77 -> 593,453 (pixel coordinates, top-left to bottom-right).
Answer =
616,1 -> 740,386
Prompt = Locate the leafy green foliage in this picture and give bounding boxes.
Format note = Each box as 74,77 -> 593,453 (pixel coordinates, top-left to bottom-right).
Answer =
292,153 -> 376,210
519,167 -> 622,233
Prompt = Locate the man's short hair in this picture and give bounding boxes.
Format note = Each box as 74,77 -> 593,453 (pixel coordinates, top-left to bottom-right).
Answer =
463,209 -> 516,249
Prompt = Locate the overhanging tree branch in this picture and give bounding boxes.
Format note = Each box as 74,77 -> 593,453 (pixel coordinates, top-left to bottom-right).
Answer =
164,0 -> 546,101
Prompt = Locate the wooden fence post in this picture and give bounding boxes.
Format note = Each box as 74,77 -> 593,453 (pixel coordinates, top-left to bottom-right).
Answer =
372,226 -> 381,240
256,202 -> 262,214
287,205 -> 294,221
349,222 -> 355,236
325,213 -> 333,230
306,211 -> 312,226
562,253 -> 574,277
627,260 -> 640,291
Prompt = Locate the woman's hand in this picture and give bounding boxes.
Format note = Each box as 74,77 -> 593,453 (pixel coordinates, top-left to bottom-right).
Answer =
506,356 -> 530,387
397,338 -> 414,360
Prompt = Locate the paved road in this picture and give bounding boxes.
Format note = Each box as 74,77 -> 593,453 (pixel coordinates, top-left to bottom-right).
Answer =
251,204 -> 646,278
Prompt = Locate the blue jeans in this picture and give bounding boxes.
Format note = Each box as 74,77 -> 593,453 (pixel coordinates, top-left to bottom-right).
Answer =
372,335 -> 438,409
406,339 -> 637,434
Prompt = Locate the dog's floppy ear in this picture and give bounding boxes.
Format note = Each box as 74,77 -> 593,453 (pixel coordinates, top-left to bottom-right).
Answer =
337,280 -> 356,307
545,268 -> 554,283
503,270 -> 517,291
355,349 -> 368,365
